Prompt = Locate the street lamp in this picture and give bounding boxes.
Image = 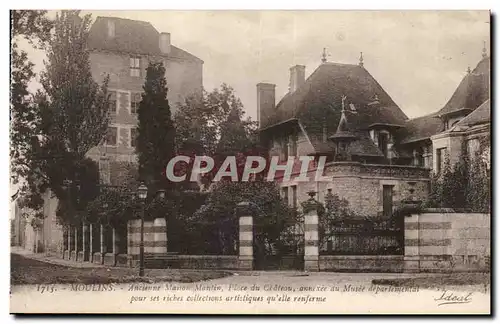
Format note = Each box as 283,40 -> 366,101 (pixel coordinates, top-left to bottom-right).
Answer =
137,182 -> 148,277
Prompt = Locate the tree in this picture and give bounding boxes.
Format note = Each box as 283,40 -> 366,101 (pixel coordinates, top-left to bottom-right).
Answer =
175,84 -> 257,155
174,84 -> 260,188
189,180 -> 294,255
15,11 -> 110,225
467,151 -> 490,213
426,147 -> 490,212
10,10 -> 53,185
136,61 -> 175,193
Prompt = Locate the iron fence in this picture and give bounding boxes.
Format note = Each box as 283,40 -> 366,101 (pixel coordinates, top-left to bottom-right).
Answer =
319,218 -> 404,255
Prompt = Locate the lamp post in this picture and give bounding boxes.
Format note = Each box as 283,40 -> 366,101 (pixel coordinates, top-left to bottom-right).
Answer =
137,182 -> 148,277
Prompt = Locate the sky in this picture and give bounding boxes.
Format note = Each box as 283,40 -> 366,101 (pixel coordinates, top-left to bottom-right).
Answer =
21,10 -> 490,120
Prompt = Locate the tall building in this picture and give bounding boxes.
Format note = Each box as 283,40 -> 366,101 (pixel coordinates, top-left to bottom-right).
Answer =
85,16 -> 203,185
19,16 -> 204,255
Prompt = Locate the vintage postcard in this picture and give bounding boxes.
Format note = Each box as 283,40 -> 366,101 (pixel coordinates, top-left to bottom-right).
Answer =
9,10 -> 491,314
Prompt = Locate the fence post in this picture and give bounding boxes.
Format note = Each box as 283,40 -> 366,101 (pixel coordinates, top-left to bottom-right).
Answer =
89,223 -> 94,263
403,213 -> 420,272
153,218 -> 168,255
236,201 -> 253,271
100,223 -> 105,264
65,226 -> 71,260
302,192 -> 321,272
73,226 -> 78,261
82,222 -> 89,261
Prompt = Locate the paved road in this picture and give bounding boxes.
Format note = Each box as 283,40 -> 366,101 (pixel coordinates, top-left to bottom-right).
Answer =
10,249 -> 490,314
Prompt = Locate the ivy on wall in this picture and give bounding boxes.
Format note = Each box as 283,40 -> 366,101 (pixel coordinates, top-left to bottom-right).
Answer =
426,142 -> 490,213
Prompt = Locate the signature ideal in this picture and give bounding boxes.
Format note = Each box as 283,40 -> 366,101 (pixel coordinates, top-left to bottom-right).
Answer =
434,290 -> 473,306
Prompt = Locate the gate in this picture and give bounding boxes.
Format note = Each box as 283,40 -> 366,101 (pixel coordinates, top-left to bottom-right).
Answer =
253,212 -> 304,270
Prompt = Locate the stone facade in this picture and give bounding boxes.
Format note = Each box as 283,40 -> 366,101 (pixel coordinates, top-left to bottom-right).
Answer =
404,211 -> 490,272
24,17 -> 203,258
87,45 -> 203,179
278,161 -> 430,217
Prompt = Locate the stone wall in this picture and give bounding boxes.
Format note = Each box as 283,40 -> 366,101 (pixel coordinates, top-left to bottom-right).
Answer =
319,256 -> 404,272
147,255 -> 239,270
404,211 -> 490,272
280,162 -> 430,216
89,51 -> 202,113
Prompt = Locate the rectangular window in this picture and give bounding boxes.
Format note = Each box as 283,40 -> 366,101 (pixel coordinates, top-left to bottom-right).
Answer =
280,139 -> 289,161
382,185 -> 394,218
105,127 -> 118,146
130,127 -> 138,148
99,158 -> 110,185
414,148 -> 424,167
378,132 -> 389,157
291,185 -> 297,209
436,148 -> 447,174
131,92 -> 142,114
107,91 -> 117,116
282,187 -> 288,203
130,56 -> 141,77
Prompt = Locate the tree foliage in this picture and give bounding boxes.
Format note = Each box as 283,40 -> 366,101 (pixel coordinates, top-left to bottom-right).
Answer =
427,143 -> 490,213
136,61 -> 175,192
10,10 -> 53,185
12,11 -> 110,225
185,181 -> 294,255
174,84 -> 261,189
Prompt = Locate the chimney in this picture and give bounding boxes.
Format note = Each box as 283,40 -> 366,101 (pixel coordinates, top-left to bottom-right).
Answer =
256,83 -> 276,127
289,65 -> 305,93
159,32 -> 171,55
107,20 -> 115,38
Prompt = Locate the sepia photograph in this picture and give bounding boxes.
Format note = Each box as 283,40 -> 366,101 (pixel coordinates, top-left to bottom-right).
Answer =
9,9 -> 491,314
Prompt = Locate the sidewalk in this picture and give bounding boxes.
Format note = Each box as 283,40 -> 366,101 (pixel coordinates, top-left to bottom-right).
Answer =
10,246 -> 108,269
10,246 -> 444,279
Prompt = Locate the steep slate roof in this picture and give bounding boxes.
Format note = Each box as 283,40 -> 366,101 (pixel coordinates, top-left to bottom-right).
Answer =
263,62 -> 408,154
88,16 -> 203,63
396,113 -> 444,144
437,56 -> 490,116
455,99 -> 490,127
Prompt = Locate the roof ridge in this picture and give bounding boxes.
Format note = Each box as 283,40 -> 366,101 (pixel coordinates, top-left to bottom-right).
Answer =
95,16 -> 154,25
406,113 -> 439,122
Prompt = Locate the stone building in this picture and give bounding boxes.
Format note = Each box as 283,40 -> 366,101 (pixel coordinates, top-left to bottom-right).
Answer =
85,16 -> 203,183
22,17 -> 203,257
397,45 -> 490,174
259,45 -> 490,217
258,53 -> 430,217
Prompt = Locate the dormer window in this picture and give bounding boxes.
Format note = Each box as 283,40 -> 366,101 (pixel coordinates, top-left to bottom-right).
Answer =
378,132 -> 389,157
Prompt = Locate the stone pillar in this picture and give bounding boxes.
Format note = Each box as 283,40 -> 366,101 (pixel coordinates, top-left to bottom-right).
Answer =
404,213 -> 420,272
302,192 -> 321,272
100,223 -> 105,264
89,223 -> 94,262
70,226 -> 78,261
153,218 -> 167,255
64,226 -> 71,260
82,223 -> 89,261
236,201 -> 253,270
94,223 -> 107,265
104,226 -> 118,266
127,219 -> 141,268
112,227 -> 118,255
